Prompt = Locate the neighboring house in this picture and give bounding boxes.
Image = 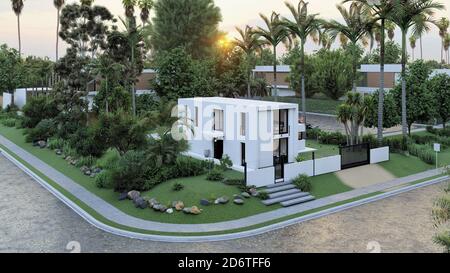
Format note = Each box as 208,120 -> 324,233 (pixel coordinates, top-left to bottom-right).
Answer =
253,65 -> 295,97
2,87 -> 52,110
178,97 -> 312,183
87,68 -> 157,93
357,64 -> 450,94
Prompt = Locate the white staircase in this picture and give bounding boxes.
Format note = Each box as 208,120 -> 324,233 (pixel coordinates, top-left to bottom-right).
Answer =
261,182 -> 315,207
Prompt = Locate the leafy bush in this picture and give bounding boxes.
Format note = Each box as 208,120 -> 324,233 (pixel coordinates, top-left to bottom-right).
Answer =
69,126 -> 107,158
112,150 -> 153,192
306,127 -> 321,140
407,141 -> 436,165
206,167 -> 224,181
95,148 -> 121,170
411,134 -> 437,145
292,174 -> 312,192
172,183 -> 184,192
22,96 -> 59,128
219,154 -> 233,171
362,134 -> 378,149
296,153 -> 310,162
318,131 -> 346,145
62,142 -> 78,158
47,138 -> 66,150
258,191 -> 269,200
25,119 -> 57,143
95,171 -> 114,189
1,118 -> 17,127
173,156 -> 208,177
382,136 -> 408,152
76,156 -> 96,168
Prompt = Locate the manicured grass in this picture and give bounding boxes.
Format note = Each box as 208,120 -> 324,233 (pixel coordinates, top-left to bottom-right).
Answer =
261,96 -> 342,115
0,124 -> 278,224
309,173 -> 353,198
379,153 -> 432,178
306,140 -> 340,159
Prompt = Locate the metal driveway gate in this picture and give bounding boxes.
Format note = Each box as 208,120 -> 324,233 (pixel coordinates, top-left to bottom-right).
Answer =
340,143 -> 370,169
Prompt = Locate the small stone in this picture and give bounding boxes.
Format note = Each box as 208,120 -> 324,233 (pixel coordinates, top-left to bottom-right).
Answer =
159,205 -> 168,212
118,192 -> 128,201
127,190 -> 140,200
55,149 -> 62,156
190,206 -> 202,215
90,173 -> 96,178
233,198 -> 244,205
133,197 -> 148,209
183,207 -> 192,214
249,188 -> 259,197
215,196 -> 229,205
37,140 -> 47,149
148,198 -> 159,207
175,201 -> 185,211
241,192 -> 251,199
200,199 -> 211,206
84,170 -> 92,176
92,167 -> 102,174
166,208 -> 174,214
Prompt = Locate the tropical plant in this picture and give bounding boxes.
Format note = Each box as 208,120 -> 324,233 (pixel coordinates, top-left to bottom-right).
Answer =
409,35 -> 417,60
428,73 -> 450,128
432,188 -> 450,252
385,20 -> 396,41
388,0 -> 444,137
412,14 -> 433,60
292,174 -> 312,192
323,2 -> 375,91
337,92 -> 369,145
0,44 -> 24,107
54,0 -> 65,61
282,0 -> 321,122
364,89 -> 400,130
206,167 -> 225,181
436,17 -> 450,64
138,0 -> 153,25
10,0 -> 24,56
233,26 -> 264,98
254,12 -> 291,101
122,0 -> 137,18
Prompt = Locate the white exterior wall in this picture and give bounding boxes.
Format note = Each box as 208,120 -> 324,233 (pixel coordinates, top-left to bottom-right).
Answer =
314,155 -> 341,176
2,93 -> 12,110
2,89 -> 27,109
284,160 -> 314,181
370,147 -> 390,164
247,167 -> 275,188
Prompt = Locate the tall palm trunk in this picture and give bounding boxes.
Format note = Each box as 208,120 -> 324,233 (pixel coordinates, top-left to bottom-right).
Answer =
420,36 -> 423,59
377,18 -> 385,145
401,30 -> 408,137
56,8 -> 61,61
17,15 -> 21,56
131,44 -> 136,117
273,45 -> 278,102
247,69 -> 251,98
352,42 -> 357,92
300,41 -> 306,123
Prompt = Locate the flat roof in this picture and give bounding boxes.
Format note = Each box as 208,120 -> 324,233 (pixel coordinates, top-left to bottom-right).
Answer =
358,64 -> 402,73
179,97 -> 297,109
253,65 -> 291,73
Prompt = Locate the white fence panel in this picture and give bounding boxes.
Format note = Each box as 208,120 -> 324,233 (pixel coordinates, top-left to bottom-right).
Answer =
315,155 -> 341,176
284,160 -> 314,181
247,167 -> 275,188
2,93 -> 11,110
370,147 -> 390,164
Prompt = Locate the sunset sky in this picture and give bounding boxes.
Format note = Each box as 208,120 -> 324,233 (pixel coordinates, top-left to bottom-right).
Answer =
0,0 -> 449,62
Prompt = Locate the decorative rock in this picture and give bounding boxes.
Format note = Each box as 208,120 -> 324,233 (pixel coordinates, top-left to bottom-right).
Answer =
175,201 -> 185,211
166,208 -> 174,214
55,149 -> 62,156
215,196 -> 229,205
241,192 -> 251,199
90,173 -> 96,178
190,206 -> 202,215
249,188 -> 259,197
152,204 -> 163,211
200,199 -> 211,206
182,207 -> 192,214
32,141 -> 39,147
159,205 -> 168,212
148,198 -> 159,207
37,140 -> 47,149
233,198 -> 244,205
118,192 -> 128,201
134,197 -> 148,209
92,167 -> 102,174
80,166 -> 89,173
127,190 -> 140,200
84,170 -> 92,176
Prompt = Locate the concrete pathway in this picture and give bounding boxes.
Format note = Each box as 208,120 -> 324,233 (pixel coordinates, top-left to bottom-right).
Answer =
0,134 -> 446,234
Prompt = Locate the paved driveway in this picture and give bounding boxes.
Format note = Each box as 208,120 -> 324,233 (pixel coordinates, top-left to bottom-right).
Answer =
0,155 -> 444,253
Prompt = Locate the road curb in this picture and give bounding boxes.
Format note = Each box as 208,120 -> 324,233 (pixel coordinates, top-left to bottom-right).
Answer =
1,147 -> 448,242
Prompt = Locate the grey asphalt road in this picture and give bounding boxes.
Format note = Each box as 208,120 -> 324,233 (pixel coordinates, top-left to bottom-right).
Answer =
0,154 -> 445,253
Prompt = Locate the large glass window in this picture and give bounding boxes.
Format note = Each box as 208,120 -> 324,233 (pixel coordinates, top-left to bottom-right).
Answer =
213,109 -> 224,131
240,112 -> 246,136
274,109 -> 289,135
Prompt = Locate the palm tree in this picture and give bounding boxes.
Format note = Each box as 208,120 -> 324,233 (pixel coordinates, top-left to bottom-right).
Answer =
346,0 -> 395,145
122,0 -> 137,18
54,0 -> 65,61
233,26 -> 264,98
324,2 -> 374,91
138,0 -> 153,26
445,34 -> 450,64
320,32 -> 332,49
10,0 -> 24,56
436,17 -> 450,64
412,14 -> 433,59
337,92 -> 369,145
409,35 -> 416,60
388,0 -> 444,137
122,0 -> 138,116
282,0 -> 321,123
80,0 -> 94,6
254,12 -> 291,102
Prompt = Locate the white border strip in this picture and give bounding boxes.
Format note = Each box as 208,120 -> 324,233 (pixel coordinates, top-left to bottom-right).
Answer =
1,147 -> 448,243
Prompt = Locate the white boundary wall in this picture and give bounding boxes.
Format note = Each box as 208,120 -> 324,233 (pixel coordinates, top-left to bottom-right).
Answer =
2,93 -> 11,110
315,155 -> 341,176
370,147 -> 390,164
284,160 -> 313,181
247,167 -> 275,188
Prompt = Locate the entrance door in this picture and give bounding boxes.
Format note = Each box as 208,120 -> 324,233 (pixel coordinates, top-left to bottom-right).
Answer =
273,138 -> 288,181
241,143 -> 246,166
214,139 -> 223,160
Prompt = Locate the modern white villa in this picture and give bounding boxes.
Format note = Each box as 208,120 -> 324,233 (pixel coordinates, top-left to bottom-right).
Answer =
178,97 -> 312,182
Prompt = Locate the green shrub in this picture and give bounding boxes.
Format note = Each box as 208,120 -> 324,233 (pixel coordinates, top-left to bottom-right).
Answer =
382,136 -> 407,152
47,138 -> 66,150
362,134 -> 378,148
76,156 -> 96,168
172,183 -> 184,191
296,153 -> 310,162
411,134 -> 437,145
222,178 -> 245,186
292,174 -> 312,192
25,119 -> 57,143
173,156 -> 208,177
112,150 -> 153,192
206,167 -> 224,181
62,142 -> 78,158
318,131 -> 346,145
69,126 -> 107,158
95,148 -> 121,170
95,171 -> 114,189
407,141 -> 436,165
306,127 -> 321,140
22,96 -> 59,128
219,154 -> 233,171
258,191 -> 269,200
1,118 -> 17,127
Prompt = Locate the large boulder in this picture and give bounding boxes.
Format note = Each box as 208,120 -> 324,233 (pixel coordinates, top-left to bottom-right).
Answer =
200,199 -> 211,206
233,198 -> 244,205
148,198 -> 159,207
215,196 -> 229,205
118,192 -> 128,201
134,197 -> 148,209
174,201 -> 185,211
190,206 -> 202,215
182,207 -> 192,214
127,190 -> 140,200
241,192 -> 251,199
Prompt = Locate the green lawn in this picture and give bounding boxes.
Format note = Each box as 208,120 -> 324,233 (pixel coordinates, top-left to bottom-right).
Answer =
306,140 -> 340,159
0,124 -> 278,224
379,153 -> 433,178
309,173 -> 353,198
261,96 -> 342,115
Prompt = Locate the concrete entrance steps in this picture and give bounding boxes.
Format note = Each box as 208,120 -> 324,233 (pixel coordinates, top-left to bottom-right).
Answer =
268,188 -> 301,199
281,195 -> 316,207
261,182 -> 316,207
265,181 -> 293,189
265,184 -> 296,194
262,192 -> 311,206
